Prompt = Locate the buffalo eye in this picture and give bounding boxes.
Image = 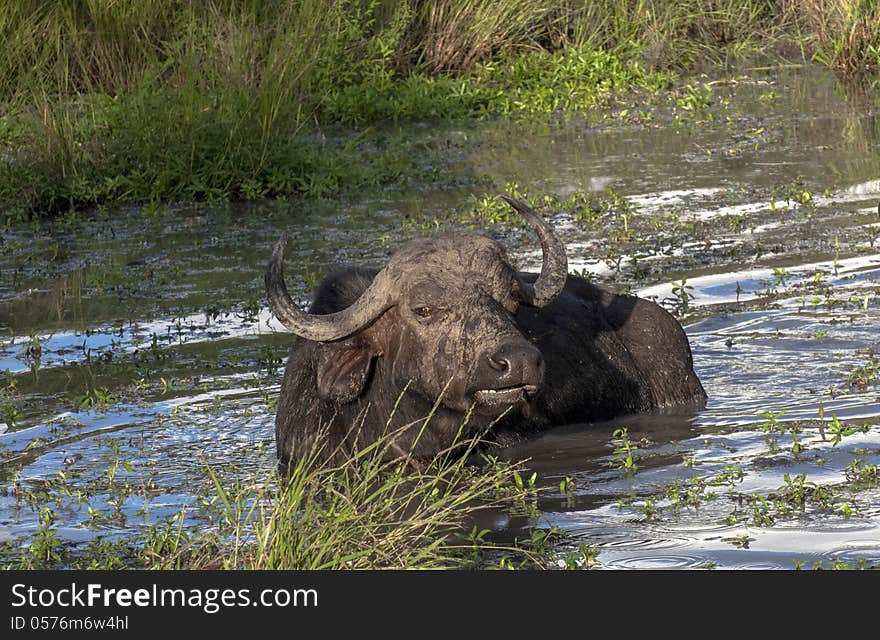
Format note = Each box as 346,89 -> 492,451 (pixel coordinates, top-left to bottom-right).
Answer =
412,305 -> 433,319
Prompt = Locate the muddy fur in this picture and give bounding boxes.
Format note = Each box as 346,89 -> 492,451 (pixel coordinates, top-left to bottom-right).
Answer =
274,246 -> 706,467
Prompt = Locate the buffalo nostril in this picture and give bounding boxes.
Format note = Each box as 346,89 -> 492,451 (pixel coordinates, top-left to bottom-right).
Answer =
488,355 -> 511,373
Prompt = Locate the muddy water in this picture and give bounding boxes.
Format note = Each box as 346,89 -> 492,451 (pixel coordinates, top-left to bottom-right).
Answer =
2,67 -> 880,569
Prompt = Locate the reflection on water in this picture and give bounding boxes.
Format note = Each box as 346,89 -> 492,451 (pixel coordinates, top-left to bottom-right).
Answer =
2,66 -> 880,569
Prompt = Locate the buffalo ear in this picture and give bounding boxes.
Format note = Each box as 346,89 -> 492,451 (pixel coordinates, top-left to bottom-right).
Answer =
316,340 -> 377,403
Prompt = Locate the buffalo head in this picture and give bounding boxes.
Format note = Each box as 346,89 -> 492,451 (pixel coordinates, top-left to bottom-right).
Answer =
266,196 -> 567,434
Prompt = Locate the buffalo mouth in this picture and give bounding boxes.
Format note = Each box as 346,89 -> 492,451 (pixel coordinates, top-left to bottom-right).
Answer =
472,384 -> 539,408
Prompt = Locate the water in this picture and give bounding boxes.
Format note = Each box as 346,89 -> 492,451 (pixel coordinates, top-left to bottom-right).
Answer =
2,67 -> 880,569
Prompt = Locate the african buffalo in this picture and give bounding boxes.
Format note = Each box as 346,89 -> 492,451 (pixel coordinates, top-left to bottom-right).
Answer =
266,196 -> 706,466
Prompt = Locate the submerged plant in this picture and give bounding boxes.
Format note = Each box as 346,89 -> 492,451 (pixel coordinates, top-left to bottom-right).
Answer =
179,428 -> 557,569
1,374 -> 24,429
771,176 -> 815,209
609,427 -> 639,476
844,458 -> 879,489
20,507 -> 63,569
846,353 -> 879,391
2,413 -> 563,570
671,278 -> 695,314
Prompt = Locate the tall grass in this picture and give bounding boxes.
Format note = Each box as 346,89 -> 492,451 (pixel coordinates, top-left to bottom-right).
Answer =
548,0 -> 780,67
400,1 -> 781,73
3,389 -> 555,570
202,431 -> 538,570
411,0 -> 555,73
1,1 -> 878,219
2,1 -> 875,113
96,426 -> 547,570
786,0 -> 880,73
0,1 -> 671,218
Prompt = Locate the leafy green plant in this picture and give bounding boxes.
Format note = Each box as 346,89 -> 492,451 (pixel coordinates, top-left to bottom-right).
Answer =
771,267 -> 793,288
609,427 -> 639,475
847,354 -> 879,391
758,410 -> 785,434
723,533 -> 754,549
640,497 -> 657,520
23,507 -> 63,569
671,278 -> 694,314
78,386 -> 118,410
709,464 -> 745,492
0,375 -> 24,429
771,176 -> 815,209
825,414 -> 870,445
844,458 -> 879,489
562,544 -> 599,569
558,476 -> 576,495
673,82 -> 716,118
770,473 -> 834,511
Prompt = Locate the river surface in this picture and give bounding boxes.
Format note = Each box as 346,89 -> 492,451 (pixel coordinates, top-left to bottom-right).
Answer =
2,67 -> 880,569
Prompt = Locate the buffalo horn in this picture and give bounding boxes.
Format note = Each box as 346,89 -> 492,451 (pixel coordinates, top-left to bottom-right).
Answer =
266,233 -> 392,342
499,195 -> 568,307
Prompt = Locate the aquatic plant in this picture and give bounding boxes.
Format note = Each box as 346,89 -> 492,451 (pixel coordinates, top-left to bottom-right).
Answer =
1,422 -> 560,570
609,427 -> 639,475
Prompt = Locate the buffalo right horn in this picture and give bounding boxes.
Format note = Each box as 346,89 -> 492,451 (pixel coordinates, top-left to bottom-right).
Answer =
499,195 -> 568,307
265,233 -> 393,342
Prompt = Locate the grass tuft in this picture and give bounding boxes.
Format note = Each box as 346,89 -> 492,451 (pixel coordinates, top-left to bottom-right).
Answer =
5,423 -> 553,570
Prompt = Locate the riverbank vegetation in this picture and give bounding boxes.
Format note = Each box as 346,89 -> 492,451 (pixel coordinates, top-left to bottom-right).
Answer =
1,1 -> 879,220
3,427 -> 564,570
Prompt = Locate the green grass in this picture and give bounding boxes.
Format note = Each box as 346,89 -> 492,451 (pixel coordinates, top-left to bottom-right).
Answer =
1,1 -> 878,219
788,0 -> 880,74
3,424 -> 559,570
182,430 -> 547,570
